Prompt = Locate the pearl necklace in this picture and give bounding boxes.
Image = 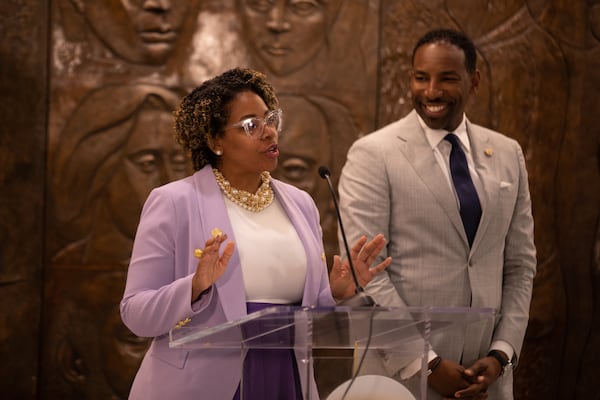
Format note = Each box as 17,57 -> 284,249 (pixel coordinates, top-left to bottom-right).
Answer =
212,169 -> 274,212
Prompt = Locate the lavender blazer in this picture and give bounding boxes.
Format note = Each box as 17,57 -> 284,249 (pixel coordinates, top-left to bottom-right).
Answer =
120,165 -> 335,399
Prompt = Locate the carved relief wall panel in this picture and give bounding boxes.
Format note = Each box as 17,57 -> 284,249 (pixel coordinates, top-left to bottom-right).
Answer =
42,1 -> 378,397
0,0 -> 597,398
43,1 -> 201,397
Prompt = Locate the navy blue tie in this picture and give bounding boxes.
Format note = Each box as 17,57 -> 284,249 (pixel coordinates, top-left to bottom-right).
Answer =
445,133 -> 481,247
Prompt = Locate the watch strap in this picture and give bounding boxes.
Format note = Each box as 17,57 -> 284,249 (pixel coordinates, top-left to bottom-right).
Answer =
487,350 -> 512,375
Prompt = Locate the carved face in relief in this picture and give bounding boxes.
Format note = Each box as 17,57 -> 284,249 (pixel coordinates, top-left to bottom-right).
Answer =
272,94 -> 330,196
272,93 -> 358,260
52,85 -> 190,263
69,0 -> 190,65
106,106 -> 189,240
236,0 -> 330,75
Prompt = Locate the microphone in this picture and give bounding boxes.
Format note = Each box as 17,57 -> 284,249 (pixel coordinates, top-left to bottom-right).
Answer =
319,166 -> 376,307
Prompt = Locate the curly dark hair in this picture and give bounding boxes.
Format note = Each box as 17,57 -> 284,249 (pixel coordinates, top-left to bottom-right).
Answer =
174,67 -> 279,170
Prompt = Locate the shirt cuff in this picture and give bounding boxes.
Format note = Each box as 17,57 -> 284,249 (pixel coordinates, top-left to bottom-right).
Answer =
399,349 -> 437,380
490,340 -> 514,361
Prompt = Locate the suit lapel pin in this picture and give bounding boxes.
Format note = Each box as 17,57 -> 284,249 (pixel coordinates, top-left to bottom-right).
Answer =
484,148 -> 494,157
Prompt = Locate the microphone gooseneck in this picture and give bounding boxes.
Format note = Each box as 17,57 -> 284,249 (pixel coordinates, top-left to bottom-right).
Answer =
319,166 -> 376,307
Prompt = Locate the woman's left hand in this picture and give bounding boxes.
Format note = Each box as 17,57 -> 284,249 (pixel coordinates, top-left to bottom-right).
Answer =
329,234 -> 392,300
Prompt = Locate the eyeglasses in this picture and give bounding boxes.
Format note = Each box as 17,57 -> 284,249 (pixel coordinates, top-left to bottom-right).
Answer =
224,108 -> 283,138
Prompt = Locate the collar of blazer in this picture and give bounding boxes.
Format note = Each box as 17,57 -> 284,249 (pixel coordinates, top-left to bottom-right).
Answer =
395,111 -> 502,251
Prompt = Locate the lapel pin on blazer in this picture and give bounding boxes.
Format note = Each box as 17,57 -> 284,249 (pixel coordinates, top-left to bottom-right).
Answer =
484,148 -> 494,157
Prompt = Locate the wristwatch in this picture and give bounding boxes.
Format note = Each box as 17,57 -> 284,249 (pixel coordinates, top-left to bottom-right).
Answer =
487,350 -> 513,376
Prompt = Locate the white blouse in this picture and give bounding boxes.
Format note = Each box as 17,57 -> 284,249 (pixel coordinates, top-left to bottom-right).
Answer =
223,195 -> 307,304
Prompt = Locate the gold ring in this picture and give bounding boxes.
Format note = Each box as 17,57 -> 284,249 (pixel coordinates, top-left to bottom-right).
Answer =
193,248 -> 203,259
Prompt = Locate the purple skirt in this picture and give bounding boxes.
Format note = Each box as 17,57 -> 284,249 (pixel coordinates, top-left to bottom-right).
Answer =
232,302 -> 303,400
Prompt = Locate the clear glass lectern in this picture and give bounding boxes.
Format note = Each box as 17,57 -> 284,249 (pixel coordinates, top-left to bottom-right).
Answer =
169,305 -> 496,400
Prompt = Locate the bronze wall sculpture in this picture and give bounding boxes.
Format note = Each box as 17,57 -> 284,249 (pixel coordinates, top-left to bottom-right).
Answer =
0,0 -> 598,398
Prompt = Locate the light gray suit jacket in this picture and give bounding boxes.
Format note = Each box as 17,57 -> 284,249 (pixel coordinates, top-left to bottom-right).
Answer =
338,110 -> 536,399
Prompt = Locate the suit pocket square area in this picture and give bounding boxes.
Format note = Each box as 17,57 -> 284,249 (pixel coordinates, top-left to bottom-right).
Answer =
500,181 -> 512,189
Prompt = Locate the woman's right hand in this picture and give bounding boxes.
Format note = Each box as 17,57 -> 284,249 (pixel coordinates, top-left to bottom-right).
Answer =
191,233 -> 235,302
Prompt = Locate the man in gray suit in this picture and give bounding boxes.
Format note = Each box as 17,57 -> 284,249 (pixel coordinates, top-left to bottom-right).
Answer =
338,29 -> 536,399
